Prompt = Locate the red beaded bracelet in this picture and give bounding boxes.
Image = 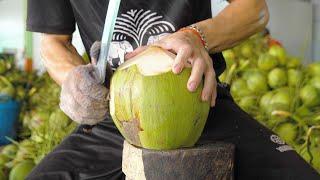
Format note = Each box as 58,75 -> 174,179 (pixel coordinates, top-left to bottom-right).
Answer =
179,24 -> 209,52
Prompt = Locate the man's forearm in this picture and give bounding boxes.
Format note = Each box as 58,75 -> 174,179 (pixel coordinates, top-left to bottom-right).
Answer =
197,0 -> 269,53
40,34 -> 85,85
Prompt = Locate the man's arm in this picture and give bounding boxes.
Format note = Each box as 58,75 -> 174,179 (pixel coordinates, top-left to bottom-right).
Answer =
40,34 -> 85,85
198,0 -> 269,53
41,34 -> 110,125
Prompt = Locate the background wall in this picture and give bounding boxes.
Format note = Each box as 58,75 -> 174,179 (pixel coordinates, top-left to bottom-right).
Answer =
266,0 -> 314,63
311,0 -> 320,61
266,0 -> 320,62
0,0 -> 24,52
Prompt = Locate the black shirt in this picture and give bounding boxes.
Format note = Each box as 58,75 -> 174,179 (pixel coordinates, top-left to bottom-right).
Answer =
27,0 -> 226,75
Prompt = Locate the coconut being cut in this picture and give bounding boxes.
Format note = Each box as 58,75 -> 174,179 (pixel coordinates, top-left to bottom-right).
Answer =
110,46 -> 210,150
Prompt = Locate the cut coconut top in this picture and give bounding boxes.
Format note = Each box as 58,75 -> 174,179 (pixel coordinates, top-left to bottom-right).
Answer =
118,46 -> 176,76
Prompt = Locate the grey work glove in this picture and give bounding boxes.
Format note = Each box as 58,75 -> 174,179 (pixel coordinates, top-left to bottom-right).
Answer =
59,41 -> 113,125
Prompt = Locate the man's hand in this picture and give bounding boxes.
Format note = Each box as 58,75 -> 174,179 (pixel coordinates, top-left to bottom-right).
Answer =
59,42 -> 112,125
152,30 -> 217,107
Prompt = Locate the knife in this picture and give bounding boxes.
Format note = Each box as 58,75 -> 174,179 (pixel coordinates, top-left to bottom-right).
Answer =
82,0 -> 121,133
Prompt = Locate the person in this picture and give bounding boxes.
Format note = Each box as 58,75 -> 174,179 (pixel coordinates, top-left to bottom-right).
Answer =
26,0 -> 320,179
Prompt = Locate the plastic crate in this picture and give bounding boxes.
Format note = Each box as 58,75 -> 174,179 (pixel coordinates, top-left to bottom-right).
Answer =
0,96 -> 20,145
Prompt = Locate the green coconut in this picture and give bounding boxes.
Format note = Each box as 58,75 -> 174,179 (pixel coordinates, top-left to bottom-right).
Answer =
309,76 -> 320,91
307,63 -> 320,77
110,47 -> 210,150
29,110 -> 50,130
238,96 -> 256,112
48,108 -> 71,129
240,43 -> 254,58
295,106 -> 313,117
0,87 -> 16,98
310,131 -> 320,146
286,57 -> 301,69
0,169 -> 5,180
1,144 -> 18,159
0,154 -> 9,166
230,78 -> 251,98
268,68 -> 287,88
0,76 -> 15,98
9,160 -> 34,180
259,91 -> 275,113
287,69 -> 303,87
268,46 -> 287,66
257,53 -> 278,71
0,61 -> 7,74
300,85 -> 320,108
275,123 -> 297,144
246,70 -> 268,94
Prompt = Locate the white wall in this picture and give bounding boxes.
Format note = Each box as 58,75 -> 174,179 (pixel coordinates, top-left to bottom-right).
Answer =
266,0 -> 314,63
266,0 -> 320,62
31,33 -> 44,73
312,0 -> 320,61
0,0 -> 24,52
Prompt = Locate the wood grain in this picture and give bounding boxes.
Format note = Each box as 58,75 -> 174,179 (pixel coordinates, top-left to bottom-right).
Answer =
122,141 -> 235,180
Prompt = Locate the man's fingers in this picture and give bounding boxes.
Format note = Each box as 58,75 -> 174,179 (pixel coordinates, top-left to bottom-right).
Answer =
60,102 -> 78,123
60,92 -> 82,122
173,46 -> 192,74
60,93 -> 106,125
75,91 -> 108,110
60,64 -> 109,125
202,68 -> 216,104
187,58 -> 206,92
63,71 -> 108,110
69,80 -> 108,110
153,38 -> 193,74
199,52 -> 216,106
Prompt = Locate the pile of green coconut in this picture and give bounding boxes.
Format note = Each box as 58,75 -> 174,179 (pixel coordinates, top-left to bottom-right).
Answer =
0,59 -> 75,179
221,33 -> 320,173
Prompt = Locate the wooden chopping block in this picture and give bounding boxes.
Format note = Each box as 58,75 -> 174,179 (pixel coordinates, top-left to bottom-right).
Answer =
122,141 -> 235,180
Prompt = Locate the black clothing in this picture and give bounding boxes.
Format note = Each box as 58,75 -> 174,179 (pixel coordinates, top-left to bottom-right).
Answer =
27,0 -> 226,75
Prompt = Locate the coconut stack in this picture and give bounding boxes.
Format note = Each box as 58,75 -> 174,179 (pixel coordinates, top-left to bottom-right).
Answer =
220,33 -> 320,173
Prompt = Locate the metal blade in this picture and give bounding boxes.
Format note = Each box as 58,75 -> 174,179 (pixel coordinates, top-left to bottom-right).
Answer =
96,0 -> 121,83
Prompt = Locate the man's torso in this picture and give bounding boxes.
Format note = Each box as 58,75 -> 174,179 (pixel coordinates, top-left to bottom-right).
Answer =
70,0 -> 225,73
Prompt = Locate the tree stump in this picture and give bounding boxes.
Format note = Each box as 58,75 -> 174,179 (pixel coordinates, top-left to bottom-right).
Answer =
122,141 -> 235,180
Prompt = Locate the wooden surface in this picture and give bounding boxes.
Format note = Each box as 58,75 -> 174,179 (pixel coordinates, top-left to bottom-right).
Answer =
122,141 -> 235,180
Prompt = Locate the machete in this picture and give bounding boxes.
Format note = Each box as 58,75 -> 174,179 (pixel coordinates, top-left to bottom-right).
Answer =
83,0 -> 121,133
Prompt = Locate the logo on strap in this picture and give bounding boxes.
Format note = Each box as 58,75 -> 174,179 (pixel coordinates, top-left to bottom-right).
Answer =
270,135 -> 293,152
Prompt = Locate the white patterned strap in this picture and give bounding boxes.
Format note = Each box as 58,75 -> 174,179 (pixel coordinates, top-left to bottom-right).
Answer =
211,0 -> 230,17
